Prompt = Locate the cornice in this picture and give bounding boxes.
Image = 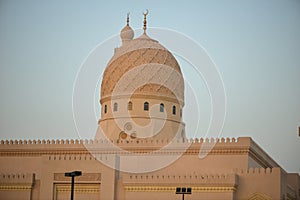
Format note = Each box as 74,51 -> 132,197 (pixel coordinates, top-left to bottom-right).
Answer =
0,149 -> 249,158
54,173 -> 101,182
248,138 -> 281,169
100,93 -> 183,105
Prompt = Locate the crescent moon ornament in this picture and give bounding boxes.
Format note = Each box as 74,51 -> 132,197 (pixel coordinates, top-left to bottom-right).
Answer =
143,9 -> 149,16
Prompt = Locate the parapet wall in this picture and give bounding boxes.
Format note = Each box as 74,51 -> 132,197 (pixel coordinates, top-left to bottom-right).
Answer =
0,137 -> 249,149
0,137 -> 280,170
0,137 -> 242,144
235,167 -> 283,199
237,167 -> 281,175
0,137 -> 250,156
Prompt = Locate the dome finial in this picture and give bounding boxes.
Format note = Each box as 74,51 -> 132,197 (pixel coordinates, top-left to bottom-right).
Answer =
143,9 -> 149,33
120,13 -> 134,45
126,12 -> 130,26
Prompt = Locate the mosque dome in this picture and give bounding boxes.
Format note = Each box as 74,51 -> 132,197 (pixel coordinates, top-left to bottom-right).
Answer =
101,34 -> 184,104
101,28 -> 184,105
97,12 -> 186,141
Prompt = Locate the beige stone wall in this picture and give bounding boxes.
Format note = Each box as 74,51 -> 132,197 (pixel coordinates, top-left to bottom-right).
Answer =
122,173 -> 237,200
0,138 -> 299,200
0,141 -> 118,200
124,190 -> 235,200
0,173 -> 34,200
235,168 -> 282,199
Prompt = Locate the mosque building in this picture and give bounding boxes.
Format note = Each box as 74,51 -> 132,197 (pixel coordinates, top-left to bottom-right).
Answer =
0,13 -> 299,200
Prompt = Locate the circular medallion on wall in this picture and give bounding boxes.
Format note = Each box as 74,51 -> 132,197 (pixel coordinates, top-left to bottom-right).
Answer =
124,122 -> 133,131
119,131 -> 127,139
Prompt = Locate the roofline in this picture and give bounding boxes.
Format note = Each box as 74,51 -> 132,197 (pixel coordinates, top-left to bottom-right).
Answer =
0,136 -> 284,171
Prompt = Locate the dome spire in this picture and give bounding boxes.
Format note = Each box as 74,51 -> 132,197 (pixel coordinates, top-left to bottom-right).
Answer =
126,12 -> 130,26
120,13 -> 134,45
143,9 -> 149,34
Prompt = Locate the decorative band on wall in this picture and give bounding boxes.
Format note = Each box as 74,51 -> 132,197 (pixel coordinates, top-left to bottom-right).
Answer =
124,186 -> 236,193
0,185 -> 32,191
55,184 -> 100,194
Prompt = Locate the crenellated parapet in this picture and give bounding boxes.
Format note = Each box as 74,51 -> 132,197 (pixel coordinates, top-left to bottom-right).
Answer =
0,137 -> 248,156
0,137 -> 246,147
0,137 -> 281,169
0,139 -> 94,145
0,137 -> 240,145
236,167 -> 281,175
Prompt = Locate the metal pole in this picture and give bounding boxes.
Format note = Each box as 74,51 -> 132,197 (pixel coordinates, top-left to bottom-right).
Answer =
71,176 -> 74,200
182,193 -> 184,200
65,171 -> 81,200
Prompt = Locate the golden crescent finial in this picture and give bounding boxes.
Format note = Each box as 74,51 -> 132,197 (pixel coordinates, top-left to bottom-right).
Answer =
143,9 -> 149,17
143,9 -> 149,33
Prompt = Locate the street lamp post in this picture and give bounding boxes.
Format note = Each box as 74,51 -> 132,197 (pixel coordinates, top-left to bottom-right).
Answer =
176,187 -> 192,200
65,171 -> 82,200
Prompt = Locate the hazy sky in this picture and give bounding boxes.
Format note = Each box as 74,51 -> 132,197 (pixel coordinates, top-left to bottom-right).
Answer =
0,1 -> 299,172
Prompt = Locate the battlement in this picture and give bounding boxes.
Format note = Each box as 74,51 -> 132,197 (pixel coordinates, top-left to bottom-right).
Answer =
0,139 -> 93,145
237,167 -> 281,175
0,137 -> 251,155
0,137 -> 248,146
0,137 -> 280,170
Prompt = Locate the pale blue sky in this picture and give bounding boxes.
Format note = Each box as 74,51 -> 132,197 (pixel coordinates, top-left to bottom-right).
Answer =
0,1 -> 299,172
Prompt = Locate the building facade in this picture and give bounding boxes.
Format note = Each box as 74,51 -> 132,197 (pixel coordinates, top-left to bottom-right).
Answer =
0,14 -> 299,200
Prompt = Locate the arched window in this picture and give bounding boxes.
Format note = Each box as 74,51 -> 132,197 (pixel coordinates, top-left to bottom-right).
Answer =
172,105 -> 176,115
128,101 -> 133,110
113,102 -> 118,112
160,103 -> 164,112
144,102 -> 149,111
104,105 -> 107,113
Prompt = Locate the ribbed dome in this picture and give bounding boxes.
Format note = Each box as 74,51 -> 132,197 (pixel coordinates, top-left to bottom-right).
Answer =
100,33 -> 184,105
